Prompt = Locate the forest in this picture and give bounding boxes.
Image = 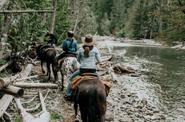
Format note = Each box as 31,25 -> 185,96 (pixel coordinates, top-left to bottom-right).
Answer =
0,0 -> 185,122
0,0 -> 185,50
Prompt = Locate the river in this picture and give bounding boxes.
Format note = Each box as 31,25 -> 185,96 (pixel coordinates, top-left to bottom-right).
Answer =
112,46 -> 185,122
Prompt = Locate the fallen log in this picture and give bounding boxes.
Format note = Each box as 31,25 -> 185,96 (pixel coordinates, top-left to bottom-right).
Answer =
0,64 -> 33,117
0,79 -> 5,89
0,9 -> 54,14
15,75 -> 39,82
0,85 -> 24,97
15,99 -> 35,122
37,92 -> 50,122
113,65 -> 136,74
0,75 -> 20,89
101,55 -> 113,62
0,95 -> 13,117
13,83 -> 58,89
0,61 -> 11,72
15,92 -> 50,122
0,64 -> 33,89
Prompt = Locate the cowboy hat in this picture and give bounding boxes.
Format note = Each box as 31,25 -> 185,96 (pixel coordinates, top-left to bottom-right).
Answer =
83,35 -> 95,46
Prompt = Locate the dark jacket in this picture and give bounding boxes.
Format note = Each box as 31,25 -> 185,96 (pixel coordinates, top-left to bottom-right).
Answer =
62,38 -> 77,53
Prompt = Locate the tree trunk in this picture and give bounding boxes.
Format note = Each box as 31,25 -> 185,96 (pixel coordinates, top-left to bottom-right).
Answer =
50,0 -> 57,33
1,13 -> 11,45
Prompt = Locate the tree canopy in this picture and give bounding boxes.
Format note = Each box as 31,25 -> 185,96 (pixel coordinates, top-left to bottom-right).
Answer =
0,0 -> 184,49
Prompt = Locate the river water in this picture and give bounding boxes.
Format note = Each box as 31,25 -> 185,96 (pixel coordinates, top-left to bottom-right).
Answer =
113,46 -> 185,122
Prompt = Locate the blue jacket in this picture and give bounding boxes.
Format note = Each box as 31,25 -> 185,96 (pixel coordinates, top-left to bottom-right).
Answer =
61,38 -> 77,53
77,47 -> 101,69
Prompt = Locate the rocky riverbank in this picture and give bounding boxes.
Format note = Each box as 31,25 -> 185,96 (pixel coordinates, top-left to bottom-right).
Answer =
97,40 -> 167,122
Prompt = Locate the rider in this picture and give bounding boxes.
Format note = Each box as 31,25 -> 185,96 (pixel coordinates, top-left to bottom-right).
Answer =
37,32 -> 57,59
44,32 -> 57,47
65,34 -> 101,100
57,31 -> 78,60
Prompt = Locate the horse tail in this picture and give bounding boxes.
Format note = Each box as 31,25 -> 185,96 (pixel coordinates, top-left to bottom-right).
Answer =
87,106 -> 99,122
88,86 -> 106,122
86,90 -> 100,122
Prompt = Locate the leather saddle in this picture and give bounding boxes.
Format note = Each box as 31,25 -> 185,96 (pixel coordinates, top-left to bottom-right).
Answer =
72,73 -> 98,90
80,73 -> 98,77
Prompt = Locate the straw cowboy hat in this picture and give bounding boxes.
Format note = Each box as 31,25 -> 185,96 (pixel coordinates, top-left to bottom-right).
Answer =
83,35 -> 95,46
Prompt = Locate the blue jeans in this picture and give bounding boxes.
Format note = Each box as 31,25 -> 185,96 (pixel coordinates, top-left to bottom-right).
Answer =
66,68 -> 97,97
66,70 -> 80,96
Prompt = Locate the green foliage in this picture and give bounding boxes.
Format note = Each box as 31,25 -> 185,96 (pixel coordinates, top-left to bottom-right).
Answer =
15,113 -> 22,122
51,112 -> 62,120
0,59 -> 7,65
92,0 -> 185,44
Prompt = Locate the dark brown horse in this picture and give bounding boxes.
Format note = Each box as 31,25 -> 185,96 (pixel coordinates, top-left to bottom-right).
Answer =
36,44 -> 57,81
73,78 -> 110,122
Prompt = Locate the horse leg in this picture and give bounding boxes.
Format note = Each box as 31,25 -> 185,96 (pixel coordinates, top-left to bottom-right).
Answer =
74,101 -> 78,120
41,61 -> 45,74
61,73 -> 64,90
52,63 -> 58,82
60,71 -> 64,91
80,107 -> 87,122
47,62 -> 51,80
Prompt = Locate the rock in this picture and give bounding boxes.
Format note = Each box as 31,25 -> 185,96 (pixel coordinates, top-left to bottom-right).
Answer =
113,64 -> 136,74
120,94 -> 126,99
145,110 -> 153,116
106,111 -> 114,121
119,115 -> 133,122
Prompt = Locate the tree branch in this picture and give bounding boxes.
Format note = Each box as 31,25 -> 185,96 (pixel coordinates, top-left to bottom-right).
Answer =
0,10 -> 54,14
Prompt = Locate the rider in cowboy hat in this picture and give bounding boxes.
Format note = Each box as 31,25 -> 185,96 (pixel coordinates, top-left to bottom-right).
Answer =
65,34 -> 101,100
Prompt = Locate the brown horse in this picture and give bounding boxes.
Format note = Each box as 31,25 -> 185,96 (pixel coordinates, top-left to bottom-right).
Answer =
73,78 -> 110,122
36,44 -> 57,81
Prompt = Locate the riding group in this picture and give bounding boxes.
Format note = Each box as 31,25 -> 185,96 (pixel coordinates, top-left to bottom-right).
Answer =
32,31 -> 111,122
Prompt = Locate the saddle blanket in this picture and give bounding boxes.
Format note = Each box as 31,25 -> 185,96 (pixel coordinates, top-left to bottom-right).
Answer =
71,75 -> 112,90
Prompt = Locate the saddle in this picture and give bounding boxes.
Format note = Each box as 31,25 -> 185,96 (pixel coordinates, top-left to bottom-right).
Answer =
72,73 -> 98,90
37,45 -> 53,58
71,73 -> 112,96
65,53 -> 76,58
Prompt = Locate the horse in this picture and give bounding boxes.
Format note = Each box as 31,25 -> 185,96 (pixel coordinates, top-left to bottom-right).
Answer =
55,55 -> 80,90
73,76 -> 110,122
36,44 -> 57,81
